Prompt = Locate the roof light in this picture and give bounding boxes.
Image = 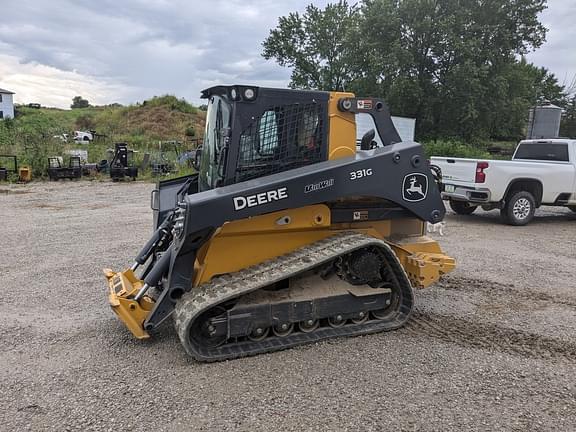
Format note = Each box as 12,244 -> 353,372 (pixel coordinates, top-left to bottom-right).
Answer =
244,88 -> 255,100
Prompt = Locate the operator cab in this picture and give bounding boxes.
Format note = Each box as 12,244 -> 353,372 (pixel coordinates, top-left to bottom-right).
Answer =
198,85 -> 330,192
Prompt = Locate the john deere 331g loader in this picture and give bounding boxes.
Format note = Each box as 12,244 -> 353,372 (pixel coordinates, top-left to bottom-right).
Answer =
105,85 -> 455,361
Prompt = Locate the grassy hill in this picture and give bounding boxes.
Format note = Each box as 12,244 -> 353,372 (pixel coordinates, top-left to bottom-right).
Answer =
0,95 -> 206,178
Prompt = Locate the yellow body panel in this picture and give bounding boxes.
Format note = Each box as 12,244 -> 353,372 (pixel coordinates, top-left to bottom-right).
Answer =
328,91 -> 357,161
194,205 -> 453,289
194,205 -> 332,285
390,239 -> 456,289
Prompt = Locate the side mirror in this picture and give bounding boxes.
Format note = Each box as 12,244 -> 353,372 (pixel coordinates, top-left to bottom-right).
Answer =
193,146 -> 203,170
360,129 -> 376,150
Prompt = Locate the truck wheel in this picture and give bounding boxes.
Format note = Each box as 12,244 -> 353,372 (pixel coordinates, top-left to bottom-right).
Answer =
501,191 -> 535,226
449,199 -> 478,215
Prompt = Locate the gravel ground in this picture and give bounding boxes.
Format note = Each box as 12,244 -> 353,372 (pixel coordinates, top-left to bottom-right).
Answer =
1,180 -> 575,432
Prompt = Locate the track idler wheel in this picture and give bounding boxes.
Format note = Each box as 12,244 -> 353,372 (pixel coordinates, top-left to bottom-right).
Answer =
328,315 -> 346,328
189,306 -> 227,348
371,293 -> 396,320
272,322 -> 294,337
248,327 -> 269,341
299,319 -> 319,333
351,311 -> 369,324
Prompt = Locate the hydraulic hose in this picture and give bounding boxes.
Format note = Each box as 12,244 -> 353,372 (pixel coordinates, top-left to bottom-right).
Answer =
133,214 -> 173,268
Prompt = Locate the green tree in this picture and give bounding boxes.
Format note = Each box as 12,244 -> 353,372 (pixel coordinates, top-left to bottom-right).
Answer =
354,0 -> 550,140
561,94 -> 576,138
71,96 -> 90,109
483,59 -> 566,139
264,0 -> 559,141
262,1 -> 359,90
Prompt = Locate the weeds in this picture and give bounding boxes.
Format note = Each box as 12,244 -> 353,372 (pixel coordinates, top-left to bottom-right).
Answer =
423,139 -> 493,159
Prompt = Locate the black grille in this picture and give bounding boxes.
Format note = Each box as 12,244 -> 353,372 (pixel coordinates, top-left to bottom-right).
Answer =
235,102 -> 326,183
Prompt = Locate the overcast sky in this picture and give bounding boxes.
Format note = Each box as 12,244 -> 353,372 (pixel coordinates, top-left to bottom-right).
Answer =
0,0 -> 574,108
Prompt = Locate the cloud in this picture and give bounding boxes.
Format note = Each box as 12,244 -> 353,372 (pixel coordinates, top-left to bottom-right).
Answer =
0,53 -> 136,107
527,2 -> 576,89
0,0 -> 573,107
0,0 -> 317,107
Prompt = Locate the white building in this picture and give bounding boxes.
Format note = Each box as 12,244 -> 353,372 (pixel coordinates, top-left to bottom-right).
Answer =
0,88 -> 15,119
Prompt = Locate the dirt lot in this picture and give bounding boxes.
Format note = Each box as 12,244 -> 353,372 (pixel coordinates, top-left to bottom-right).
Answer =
1,180 -> 575,432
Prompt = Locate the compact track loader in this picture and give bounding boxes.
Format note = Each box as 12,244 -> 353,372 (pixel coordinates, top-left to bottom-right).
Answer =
105,85 -> 455,361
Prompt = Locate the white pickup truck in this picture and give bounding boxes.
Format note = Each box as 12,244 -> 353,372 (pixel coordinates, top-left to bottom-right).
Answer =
431,139 -> 576,225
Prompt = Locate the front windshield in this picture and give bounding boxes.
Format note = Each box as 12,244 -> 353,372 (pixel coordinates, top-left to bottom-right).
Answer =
199,95 -> 231,191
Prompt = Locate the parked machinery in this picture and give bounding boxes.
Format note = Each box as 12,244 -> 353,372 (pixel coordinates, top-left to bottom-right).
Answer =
110,143 -> 138,181
47,156 -> 82,180
150,141 -> 181,176
0,155 -> 17,181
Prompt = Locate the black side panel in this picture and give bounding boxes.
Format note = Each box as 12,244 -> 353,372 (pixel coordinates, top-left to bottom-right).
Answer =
153,174 -> 198,229
183,141 -> 441,229
167,141 -> 444,292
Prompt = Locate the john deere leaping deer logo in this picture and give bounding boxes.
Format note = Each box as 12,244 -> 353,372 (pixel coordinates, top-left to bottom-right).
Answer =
407,177 -> 423,196
402,173 -> 428,202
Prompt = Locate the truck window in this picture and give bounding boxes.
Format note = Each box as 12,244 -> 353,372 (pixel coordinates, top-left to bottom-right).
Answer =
514,143 -> 569,162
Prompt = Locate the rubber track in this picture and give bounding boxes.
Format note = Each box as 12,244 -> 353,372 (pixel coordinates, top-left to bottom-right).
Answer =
174,231 -> 413,361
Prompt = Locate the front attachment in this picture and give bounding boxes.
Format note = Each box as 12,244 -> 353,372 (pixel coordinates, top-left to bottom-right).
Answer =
104,268 -> 154,339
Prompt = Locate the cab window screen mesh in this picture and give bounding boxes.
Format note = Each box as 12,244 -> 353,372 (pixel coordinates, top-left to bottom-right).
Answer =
236,102 -> 325,183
